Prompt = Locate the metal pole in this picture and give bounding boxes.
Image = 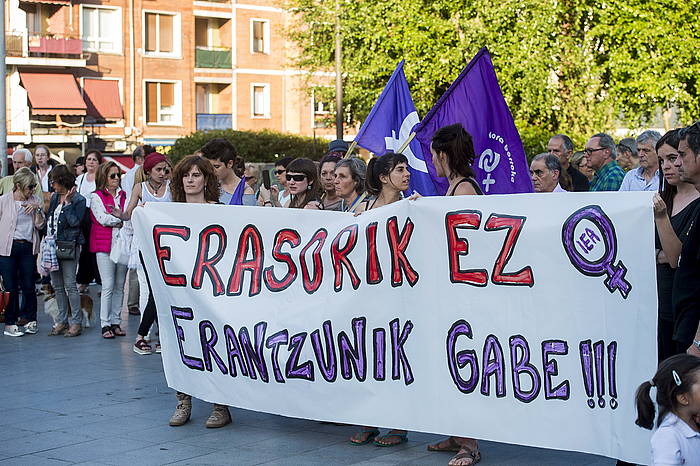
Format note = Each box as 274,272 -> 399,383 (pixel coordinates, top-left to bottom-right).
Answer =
0,0 -> 8,177
334,0 -> 343,140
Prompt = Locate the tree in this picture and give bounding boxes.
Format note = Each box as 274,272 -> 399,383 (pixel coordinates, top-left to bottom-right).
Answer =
286,0 -> 700,154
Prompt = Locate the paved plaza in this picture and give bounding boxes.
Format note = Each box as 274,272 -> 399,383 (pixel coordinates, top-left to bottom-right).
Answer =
0,289 -> 617,465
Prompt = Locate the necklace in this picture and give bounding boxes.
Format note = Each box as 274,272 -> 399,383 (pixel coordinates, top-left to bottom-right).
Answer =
148,180 -> 163,194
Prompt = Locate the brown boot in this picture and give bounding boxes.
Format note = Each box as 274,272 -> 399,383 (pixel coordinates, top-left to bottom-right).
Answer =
205,404 -> 231,428
64,324 -> 82,337
169,393 -> 192,426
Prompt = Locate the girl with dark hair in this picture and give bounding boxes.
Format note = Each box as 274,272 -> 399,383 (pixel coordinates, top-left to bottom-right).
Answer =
653,129 -> 700,360
350,151 -> 410,447
75,149 -> 103,293
261,158 -> 322,209
428,123 -> 482,466
168,154 -> 232,429
430,123 -> 481,196
319,153 -> 343,211
354,151 -> 410,213
635,354 -> 700,465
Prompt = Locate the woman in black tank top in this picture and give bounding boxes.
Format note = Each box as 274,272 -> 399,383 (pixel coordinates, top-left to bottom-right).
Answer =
427,124 -> 483,466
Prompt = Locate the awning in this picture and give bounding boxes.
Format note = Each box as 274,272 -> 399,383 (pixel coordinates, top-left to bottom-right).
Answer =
19,72 -> 87,116
83,78 -> 123,120
20,0 -> 71,4
103,155 -> 135,171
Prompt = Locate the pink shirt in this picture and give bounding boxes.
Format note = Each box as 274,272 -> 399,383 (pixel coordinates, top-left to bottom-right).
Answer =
0,192 -> 45,256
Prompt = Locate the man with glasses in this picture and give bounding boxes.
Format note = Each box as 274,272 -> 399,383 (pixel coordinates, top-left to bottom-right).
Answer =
584,133 -> 625,191
616,138 -> 638,171
618,130 -> 661,192
0,148 -> 43,196
671,122 -> 700,358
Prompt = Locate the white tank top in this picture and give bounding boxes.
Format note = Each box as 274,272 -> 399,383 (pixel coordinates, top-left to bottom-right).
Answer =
141,181 -> 171,203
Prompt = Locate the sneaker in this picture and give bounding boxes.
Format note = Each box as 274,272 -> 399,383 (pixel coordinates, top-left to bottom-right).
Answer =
4,325 -> 25,337
22,321 -> 38,334
155,343 -> 161,353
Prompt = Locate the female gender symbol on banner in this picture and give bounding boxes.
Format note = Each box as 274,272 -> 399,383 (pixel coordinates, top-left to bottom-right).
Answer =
561,205 -> 631,299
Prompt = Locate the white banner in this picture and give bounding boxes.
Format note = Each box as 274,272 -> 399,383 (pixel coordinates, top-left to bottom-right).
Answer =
134,192 -> 656,464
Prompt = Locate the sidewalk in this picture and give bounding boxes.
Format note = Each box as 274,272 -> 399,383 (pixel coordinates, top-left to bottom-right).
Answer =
0,290 -> 616,465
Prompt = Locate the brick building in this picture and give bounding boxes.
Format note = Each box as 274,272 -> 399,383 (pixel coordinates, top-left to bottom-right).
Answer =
4,0 -> 336,160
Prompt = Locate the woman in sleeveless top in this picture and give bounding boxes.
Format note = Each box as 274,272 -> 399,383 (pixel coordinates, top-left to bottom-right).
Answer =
260,158 -> 322,209
110,152 -> 171,353
349,152 -> 411,447
319,153 -> 344,211
427,124 -> 482,466
334,157 -> 367,212
166,154 -> 233,428
653,129 -> 700,361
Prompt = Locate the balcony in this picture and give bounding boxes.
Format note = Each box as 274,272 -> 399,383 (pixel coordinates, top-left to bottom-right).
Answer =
195,46 -> 232,69
196,113 -> 232,131
5,31 -> 86,67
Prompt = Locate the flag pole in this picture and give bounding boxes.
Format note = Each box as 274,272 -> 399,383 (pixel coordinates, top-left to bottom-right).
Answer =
343,140 -> 357,158
396,132 -> 416,154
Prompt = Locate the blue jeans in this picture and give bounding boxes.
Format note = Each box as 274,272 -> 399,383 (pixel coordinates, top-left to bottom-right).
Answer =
0,240 -> 38,325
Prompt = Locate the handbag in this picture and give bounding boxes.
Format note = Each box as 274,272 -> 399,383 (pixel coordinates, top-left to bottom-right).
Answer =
0,276 -> 10,323
56,240 -> 77,260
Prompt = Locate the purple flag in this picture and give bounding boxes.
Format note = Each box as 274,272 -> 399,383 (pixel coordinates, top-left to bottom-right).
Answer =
415,48 -> 533,195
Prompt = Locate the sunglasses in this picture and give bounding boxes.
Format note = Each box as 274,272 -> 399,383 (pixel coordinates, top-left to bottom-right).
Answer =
286,174 -> 307,182
109,173 -> 121,180
275,169 -> 286,175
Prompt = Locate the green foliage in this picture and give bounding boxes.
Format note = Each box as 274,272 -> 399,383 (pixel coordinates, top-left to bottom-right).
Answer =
170,129 -> 328,166
286,0 -> 700,153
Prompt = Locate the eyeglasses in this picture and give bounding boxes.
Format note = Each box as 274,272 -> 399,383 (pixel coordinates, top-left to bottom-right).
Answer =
275,169 -> 286,175
109,173 -> 121,180
583,147 -> 606,156
286,174 -> 307,182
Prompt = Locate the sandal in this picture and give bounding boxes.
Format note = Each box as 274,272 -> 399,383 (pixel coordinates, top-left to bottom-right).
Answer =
374,431 -> 408,447
448,448 -> 481,466
349,428 -> 380,445
427,436 -> 463,452
111,324 -> 126,336
101,326 -> 115,339
133,338 -> 152,355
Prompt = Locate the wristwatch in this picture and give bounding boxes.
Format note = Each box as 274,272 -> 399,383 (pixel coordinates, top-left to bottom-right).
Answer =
693,340 -> 700,350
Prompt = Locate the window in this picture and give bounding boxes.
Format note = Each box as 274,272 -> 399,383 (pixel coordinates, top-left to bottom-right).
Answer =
145,81 -> 180,125
251,84 -> 269,118
144,11 -> 180,56
250,19 -> 269,54
82,6 -> 122,53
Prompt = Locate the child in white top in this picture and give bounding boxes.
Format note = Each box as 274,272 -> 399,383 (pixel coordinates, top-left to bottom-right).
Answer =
636,354 -> 700,465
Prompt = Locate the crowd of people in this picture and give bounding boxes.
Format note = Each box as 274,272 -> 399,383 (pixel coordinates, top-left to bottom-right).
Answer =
1,121 -> 700,466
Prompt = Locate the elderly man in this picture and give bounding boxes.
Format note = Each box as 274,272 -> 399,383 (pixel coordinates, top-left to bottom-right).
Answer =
616,138 -> 638,171
530,153 -> 566,193
672,122 -> 700,357
585,133 -> 626,191
618,130 -> 661,191
0,148 -> 43,196
547,134 -> 589,192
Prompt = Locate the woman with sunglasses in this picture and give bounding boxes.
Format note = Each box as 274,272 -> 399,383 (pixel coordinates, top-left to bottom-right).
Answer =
46,165 -> 87,337
350,151 -> 411,447
261,156 -> 293,207
110,152 -> 171,353
75,150 -> 103,294
0,168 -> 45,337
260,158 -> 321,209
426,123 -> 482,466
89,162 -> 128,339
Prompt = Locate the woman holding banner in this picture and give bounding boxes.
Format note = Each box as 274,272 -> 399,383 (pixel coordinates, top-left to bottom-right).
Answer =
334,157 -> 367,212
427,123 -> 482,466
166,154 -> 232,428
653,129 -> 700,361
350,151 -> 411,447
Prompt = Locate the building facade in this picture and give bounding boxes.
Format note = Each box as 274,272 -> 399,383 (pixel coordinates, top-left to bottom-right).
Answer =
4,0 -> 336,158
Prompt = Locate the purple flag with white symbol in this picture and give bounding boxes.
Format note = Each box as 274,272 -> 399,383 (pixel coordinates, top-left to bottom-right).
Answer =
415,48 -> 533,195
354,61 -> 438,196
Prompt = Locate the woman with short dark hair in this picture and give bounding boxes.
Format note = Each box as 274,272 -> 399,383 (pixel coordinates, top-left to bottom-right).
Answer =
46,165 -> 87,337
319,153 -> 342,211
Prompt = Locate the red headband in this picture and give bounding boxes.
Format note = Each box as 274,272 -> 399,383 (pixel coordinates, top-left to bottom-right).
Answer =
143,152 -> 166,173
